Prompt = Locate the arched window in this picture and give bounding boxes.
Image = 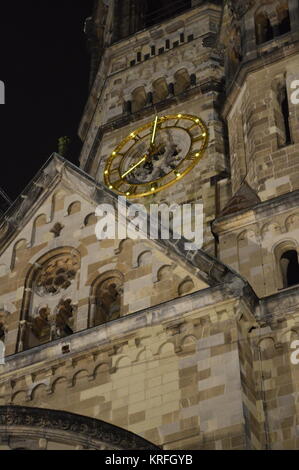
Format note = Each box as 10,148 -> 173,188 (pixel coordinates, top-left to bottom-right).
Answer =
272,79 -> 292,147
280,250 -> 299,288
277,4 -> 291,35
131,87 -> 147,113
90,271 -> 124,327
255,11 -> 274,45
19,248 -> 80,351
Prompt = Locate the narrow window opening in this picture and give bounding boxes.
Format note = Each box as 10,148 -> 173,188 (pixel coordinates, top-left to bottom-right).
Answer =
281,250 -> 299,288
255,12 -> 274,45
277,6 -> 291,35
277,83 -> 292,146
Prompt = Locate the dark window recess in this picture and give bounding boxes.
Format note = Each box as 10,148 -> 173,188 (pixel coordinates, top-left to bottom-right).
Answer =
180,33 -> 185,42
130,60 -> 136,67
151,46 -> 156,55
278,9 -> 291,35
168,83 -> 175,95
173,41 -> 179,48
158,47 -> 165,54
255,12 -> 274,45
144,53 -> 150,61
281,89 -> 292,145
137,52 -> 142,62
124,101 -> 132,114
166,39 -> 170,49
281,251 -> 299,288
146,91 -> 153,105
277,84 -> 292,146
187,34 -> 194,42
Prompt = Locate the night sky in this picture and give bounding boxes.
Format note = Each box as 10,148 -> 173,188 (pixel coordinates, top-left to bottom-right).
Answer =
0,0 -> 94,201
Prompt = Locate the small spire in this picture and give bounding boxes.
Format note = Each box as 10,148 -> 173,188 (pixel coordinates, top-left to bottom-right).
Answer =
58,136 -> 71,157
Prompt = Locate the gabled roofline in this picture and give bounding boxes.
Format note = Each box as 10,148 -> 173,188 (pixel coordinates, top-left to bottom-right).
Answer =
0,153 -> 248,289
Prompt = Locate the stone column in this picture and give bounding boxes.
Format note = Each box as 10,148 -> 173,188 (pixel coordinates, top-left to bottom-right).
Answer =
89,296 -> 97,328
242,15 -> 258,61
17,320 -> 28,352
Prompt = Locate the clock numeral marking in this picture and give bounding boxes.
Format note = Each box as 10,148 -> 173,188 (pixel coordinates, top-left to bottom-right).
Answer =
126,185 -> 138,196
192,135 -> 205,143
186,151 -> 202,161
112,179 -> 126,189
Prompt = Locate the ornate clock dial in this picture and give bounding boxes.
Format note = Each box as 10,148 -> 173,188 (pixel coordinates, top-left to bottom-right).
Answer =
104,113 -> 209,198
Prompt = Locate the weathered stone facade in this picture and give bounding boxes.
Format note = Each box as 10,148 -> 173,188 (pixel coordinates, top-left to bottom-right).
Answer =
1,0 -> 299,450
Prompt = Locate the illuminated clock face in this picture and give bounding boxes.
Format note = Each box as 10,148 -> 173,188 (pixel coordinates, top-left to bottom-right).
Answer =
104,113 -> 209,198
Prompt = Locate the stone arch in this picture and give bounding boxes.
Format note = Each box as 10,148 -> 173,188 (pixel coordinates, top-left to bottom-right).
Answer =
178,277 -> 194,296
158,341 -> 175,357
67,201 -> 81,216
114,356 -> 132,376
51,376 -> 68,394
156,265 -> 173,282
261,221 -> 282,239
72,370 -> 89,387
31,214 -> 48,246
152,77 -> 169,103
11,239 -> 28,271
285,213 -> 299,231
255,8 -> 274,45
131,86 -> 147,113
258,337 -> 276,360
84,212 -> 97,227
89,270 -> 124,327
174,68 -> 191,95
0,405 -> 158,450
31,384 -> 48,402
280,329 -> 299,344
135,347 -> 153,362
167,62 -> 195,80
136,250 -> 152,268
116,238 -> 134,255
94,362 -> 110,380
51,190 -> 67,213
181,334 -> 197,353
274,239 -> 299,289
18,247 -> 81,352
11,391 -> 27,405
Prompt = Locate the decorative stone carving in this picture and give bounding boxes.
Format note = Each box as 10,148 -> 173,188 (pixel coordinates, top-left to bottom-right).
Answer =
35,254 -> 80,296
0,405 -> 158,450
32,306 -> 51,339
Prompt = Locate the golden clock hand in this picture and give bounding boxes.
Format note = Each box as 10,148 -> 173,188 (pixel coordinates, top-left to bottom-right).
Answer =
150,115 -> 159,147
121,155 -> 147,179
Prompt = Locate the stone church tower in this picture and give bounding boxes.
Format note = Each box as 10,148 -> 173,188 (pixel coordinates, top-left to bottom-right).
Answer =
0,0 -> 299,450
